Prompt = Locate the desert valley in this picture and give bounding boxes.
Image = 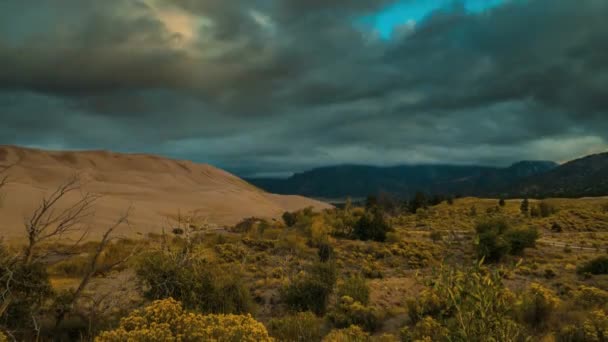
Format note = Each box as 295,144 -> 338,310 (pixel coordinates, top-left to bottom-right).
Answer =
2,0 -> 608,341
2,145 -> 608,341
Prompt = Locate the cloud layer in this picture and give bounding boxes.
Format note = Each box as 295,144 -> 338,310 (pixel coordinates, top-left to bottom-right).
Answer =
1,0 -> 607,176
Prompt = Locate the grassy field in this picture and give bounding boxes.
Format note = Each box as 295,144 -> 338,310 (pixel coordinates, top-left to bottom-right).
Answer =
3,196 -> 608,340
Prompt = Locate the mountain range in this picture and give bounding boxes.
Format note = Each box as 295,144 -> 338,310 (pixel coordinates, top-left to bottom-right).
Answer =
248,152 -> 608,199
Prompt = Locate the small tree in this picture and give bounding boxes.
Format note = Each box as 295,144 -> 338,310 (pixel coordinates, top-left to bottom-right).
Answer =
498,198 -> 506,207
409,192 -> 427,214
353,208 -> 391,242
520,198 -> 529,216
318,242 -> 334,262
282,211 -> 297,227
475,218 -> 511,262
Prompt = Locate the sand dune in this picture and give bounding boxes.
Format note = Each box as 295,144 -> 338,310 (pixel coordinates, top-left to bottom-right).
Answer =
0,145 -> 331,240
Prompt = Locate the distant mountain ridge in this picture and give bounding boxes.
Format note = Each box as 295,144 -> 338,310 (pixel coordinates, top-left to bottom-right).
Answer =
506,152 -> 608,198
247,160 -> 559,199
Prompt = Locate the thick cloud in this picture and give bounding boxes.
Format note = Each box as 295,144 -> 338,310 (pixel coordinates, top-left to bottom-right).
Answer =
0,0 -> 607,176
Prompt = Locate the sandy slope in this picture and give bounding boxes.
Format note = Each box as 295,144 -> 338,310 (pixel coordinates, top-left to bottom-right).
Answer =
0,145 -> 331,240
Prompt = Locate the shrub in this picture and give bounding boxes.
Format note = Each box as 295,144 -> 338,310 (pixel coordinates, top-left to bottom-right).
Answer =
429,230 -> 442,242
475,218 -> 538,262
282,262 -> 337,314
327,296 -> 381,332
556,309 -> 608,342
538,201 -> 557,217
504,227 -> 539,255
49,256 -> 90,277
268,311 -> 325,342
406,289 -> 445,324
520,199 -> 529,215
401,316 -> 448,342
338,276 -> 370,305
353,208 -> 391,242
0,255 -> 53,333
136,251 -> 253,314
322,325 -> 370,342
283,211 -> 297,227
517,283 -> 560,329
498,198 -> 506,207
405,263 -> 522,341
318,242 -> 334,262
475,218 -> 511,262
578,256 -> 608,275
573,286 -> 608,309
95,298 -> 271,342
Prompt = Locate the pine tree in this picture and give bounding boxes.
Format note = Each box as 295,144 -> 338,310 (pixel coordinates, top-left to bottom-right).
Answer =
520,198 -> 529,215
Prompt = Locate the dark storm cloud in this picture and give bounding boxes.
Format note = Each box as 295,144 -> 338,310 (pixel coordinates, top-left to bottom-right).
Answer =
0,0 -> 607,176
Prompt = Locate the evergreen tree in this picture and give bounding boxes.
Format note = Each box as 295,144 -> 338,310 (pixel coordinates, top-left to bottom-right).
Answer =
409,192 -> 428,213
520,198 -> 530,215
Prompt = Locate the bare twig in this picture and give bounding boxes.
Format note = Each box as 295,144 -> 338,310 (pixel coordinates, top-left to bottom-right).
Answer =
54,208 -> 133,328
22,176 -> 99,264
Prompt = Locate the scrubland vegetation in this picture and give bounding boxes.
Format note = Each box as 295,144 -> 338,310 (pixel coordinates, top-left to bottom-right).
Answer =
2,172 -> 608,341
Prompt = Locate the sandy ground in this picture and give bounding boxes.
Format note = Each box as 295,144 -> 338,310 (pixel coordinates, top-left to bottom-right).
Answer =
0,145 -> 331,241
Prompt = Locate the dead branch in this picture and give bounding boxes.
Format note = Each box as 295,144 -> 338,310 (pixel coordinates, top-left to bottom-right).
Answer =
22,176 -> 99,264
54,208 -> 134,328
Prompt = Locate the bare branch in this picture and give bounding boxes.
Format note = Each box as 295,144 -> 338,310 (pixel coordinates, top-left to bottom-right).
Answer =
54,208 -> 133,328
22,176 -> 99,264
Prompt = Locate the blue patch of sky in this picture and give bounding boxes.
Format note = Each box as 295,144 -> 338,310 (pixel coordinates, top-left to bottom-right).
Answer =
362,0 -> 503,39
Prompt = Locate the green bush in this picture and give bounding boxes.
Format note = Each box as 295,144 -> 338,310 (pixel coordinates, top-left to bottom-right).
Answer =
403,263 -> 523,341
136,251 -> 253,314
0,244 -> 53,334
475,218 -> 511,262
353,208 -> 391,242
538,201 -> 557,217
504,227 -> 539,255
267,311 -> 325,342
318,242 -> 334,263
283,211 -> 297,227
327,296 -> 382,332
282,262 -> 337,314
577,256 -> 608,275
475,218 -> 538,262
337,276 -> 370,305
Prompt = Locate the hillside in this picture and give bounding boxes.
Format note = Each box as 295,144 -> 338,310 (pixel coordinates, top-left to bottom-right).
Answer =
506,152 -> 608,198
248,161 -> 558,199
0,145 -> 330,239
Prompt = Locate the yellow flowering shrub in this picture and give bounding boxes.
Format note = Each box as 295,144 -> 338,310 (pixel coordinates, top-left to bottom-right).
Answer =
328,296 -> 381,332
559,309 -> 608,341
406,289 -> 445,323
517,282 -> 560,329
96,298 -> 272,342
583,309 -> 608,342
400,316 -> 448,342
323,325 -> 370,342
573,285 -> 608,309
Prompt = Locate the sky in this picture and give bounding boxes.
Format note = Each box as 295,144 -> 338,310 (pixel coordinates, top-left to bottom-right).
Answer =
1,0 -> 607,177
